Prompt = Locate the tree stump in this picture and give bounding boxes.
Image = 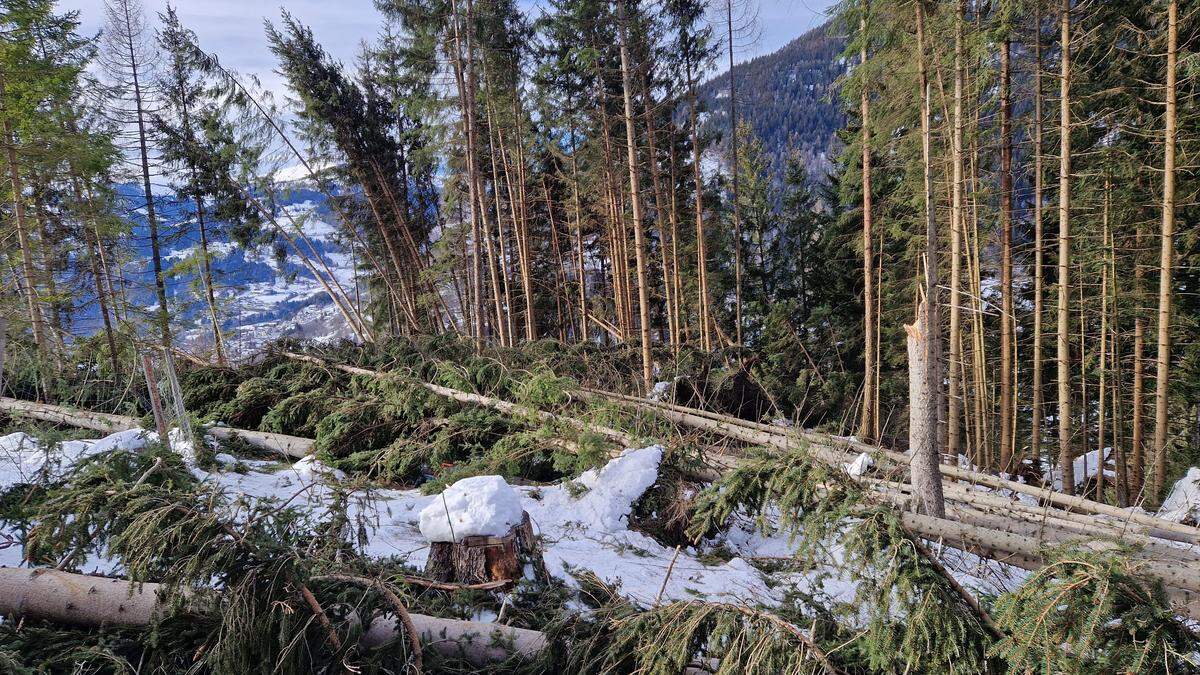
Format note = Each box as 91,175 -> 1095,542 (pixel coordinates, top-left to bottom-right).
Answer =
425,512 -> 544,586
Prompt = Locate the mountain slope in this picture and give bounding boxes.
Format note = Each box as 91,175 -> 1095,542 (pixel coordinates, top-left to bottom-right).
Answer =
699,22 -> 846,181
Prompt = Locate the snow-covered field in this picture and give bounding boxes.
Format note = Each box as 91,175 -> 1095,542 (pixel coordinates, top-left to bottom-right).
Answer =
0,428 -> 1027,613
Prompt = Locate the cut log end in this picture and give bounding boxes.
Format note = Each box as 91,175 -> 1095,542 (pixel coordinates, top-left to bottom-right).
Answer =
425,512 -> 544,587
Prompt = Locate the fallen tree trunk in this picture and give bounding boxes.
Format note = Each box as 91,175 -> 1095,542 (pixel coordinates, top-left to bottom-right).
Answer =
583,388 -> 1200,544
0,397 -> 313,459
0,567 -> 547,667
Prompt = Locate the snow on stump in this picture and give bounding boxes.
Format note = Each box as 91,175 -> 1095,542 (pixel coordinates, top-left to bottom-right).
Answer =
418,475 -> 543,586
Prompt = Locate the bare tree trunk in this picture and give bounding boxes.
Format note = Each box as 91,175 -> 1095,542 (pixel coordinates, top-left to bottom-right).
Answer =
1098,182 -> 1110,502
948,0 -> 966,460
1132,217 -> 1147,498
618,0 -> 654,393
858,2 -> 877,444
1031,4 -> 1046,479
726,0 -> 743,345
1056,0 -> 1074,494
569,127 -> 589,342
999,36 -> 1014,474
688,65 -> 712,351
1151,0 -> 1177,503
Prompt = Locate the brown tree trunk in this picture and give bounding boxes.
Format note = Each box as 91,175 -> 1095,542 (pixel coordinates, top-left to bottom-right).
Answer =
1057,0 -> 1074,494
618,0 -> 654,393
858,2 -> 877,444
726,0 -> 742,345
1152,0 -> 1177,503
1031,4 -> 1046,480
948,0 -> 966,461
999,37 -> 1014,473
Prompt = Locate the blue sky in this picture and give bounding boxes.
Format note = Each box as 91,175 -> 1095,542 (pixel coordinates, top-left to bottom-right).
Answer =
62,0 -> 836,96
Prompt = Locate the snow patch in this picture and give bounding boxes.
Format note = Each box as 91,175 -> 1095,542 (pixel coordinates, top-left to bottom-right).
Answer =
1159,468 -> 1200,525
419,475 -> 525,543
845,452 -> 873,479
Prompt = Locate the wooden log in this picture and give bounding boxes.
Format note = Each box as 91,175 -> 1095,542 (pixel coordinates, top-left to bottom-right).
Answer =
0,567 -> 548,667
0,397 -> 314,459
583,387 -> 1200,544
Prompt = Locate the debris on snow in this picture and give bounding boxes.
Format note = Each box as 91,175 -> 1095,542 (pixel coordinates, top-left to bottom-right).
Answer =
419,475 -> 525,543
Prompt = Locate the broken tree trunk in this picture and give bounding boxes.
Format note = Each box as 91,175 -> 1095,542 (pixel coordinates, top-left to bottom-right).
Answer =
906,299 -> 945,517
0,567 -> 548,667
0,397 -> 314,459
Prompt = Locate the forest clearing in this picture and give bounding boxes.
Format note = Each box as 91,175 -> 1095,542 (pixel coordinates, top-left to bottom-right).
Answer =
2,0 -> 1200,671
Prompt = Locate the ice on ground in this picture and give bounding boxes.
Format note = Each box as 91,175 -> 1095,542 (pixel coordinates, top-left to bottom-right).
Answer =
845,452 -> 873,478
1159,467 -> 1200,525
419,475 -> 524,542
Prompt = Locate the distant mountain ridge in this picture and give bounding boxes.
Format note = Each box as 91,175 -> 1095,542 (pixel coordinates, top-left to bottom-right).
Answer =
699,22 -> 846,182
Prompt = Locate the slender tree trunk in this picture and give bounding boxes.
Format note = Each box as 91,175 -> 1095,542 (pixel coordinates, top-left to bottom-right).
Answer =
999,36 -> 1014,474
1152,0 -> 1177,502
1132,224 -> 1147,498
858,2 -> 877,444
569,127 -> 589,342
1,116 -> 47,357
1031,4 -> 1046,478
688,65 -> 712,351
122,0 -> 170,349
1098,182 -> 1110,502
948,0 -> 966,460
1056,0 -> 1074,494
726,0 -> 743,345
618,0 -> 654,392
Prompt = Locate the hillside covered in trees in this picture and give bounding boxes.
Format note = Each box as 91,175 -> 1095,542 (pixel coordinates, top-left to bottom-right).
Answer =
1,0 -> 1200,672
699,22 -> 846,182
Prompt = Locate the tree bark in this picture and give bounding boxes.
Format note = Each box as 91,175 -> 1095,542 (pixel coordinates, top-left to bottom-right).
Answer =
999,36 -> 1014,474
858,2 -> 877,444
1031,4 -> 1046,480
1057,0 -> 1074,494
618,0 -> 654,392
1152,0 -> 1177,503
948,0 -> 966,461
907,300 -> 945,517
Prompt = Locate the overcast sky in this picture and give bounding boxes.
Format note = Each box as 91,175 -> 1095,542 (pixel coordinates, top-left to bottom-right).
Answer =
60,0 -> 835,97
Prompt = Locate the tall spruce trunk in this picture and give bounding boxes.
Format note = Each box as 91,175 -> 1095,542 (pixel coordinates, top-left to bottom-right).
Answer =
1152,0 -> 1177,502
999,37 -> 1014,473
948,0 -> 966,459
688,65 -> 712,351
1056,0 -> 1074,494
726,0 -> 742,345
1031,4 -> 1046,480
618,0 -> 654,392
858,3 -> 877,444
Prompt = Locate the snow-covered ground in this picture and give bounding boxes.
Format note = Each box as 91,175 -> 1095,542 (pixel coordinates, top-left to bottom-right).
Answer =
0,428 -> 1028,614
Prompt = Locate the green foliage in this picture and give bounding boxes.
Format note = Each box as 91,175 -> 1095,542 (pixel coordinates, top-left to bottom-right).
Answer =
689,447 -> 994,673
992,548 -> 1200,674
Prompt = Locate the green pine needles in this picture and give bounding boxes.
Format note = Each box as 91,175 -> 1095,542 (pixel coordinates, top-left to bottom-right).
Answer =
991,547 -> 1200,674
